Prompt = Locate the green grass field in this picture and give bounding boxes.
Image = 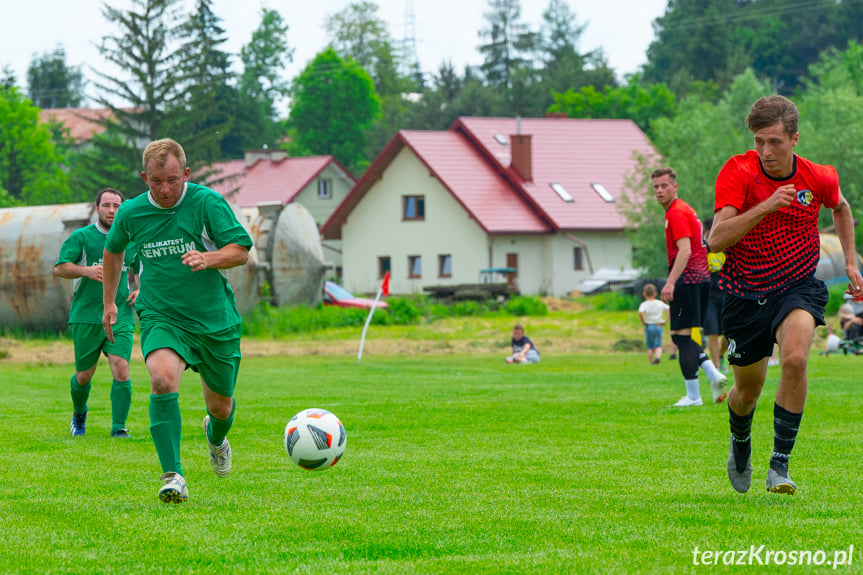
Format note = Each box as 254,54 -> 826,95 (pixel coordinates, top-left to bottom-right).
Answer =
2,350 -> 861,574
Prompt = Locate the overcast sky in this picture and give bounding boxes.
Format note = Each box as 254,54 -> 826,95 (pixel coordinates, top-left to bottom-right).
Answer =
1,0 -> 668,105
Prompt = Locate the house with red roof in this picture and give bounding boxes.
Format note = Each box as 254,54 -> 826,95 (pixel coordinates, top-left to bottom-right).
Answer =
320,116 -> 657,296
208,150 -> 356,272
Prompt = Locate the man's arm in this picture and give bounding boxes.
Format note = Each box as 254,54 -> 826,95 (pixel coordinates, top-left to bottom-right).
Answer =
102,249 -> 125,343
54,262 -> 103,282
709,184 -> 796,252
181,243 -> 249,272
661,237 -> 691,303
831,191 -> 863,297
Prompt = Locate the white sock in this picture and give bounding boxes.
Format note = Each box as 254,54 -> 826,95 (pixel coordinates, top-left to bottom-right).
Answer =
700,359 -> 722,383
685,378 -> 701,401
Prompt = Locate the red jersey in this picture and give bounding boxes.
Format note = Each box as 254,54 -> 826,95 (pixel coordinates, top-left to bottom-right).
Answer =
714,150 -> 839,298
665,198 -> 709,284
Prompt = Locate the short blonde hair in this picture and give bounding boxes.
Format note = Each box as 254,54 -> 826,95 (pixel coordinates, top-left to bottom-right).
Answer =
142,138 -> 186,173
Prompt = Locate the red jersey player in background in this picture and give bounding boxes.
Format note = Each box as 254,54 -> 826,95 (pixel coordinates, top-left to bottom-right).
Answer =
710,95 -> 863,495
652,168 -> 727,408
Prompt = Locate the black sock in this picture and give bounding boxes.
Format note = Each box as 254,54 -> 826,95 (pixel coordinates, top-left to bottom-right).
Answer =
671,334 -> 700,379
729,403 -> 755,473
771,403 -> 803,475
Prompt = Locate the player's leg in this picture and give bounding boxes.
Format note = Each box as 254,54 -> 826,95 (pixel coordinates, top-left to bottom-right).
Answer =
197,326 -> 242,478
146,348 -> 188,502
726,359 -> 767,492
671,328 -> 702,406
69,324 -> 103,436
104,322 -> 135,438
695,283 -> 727,400
106,353 -> 132,437
766,308 -> 816,494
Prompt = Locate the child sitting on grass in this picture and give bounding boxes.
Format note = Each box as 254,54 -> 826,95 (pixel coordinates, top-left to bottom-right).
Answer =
505,324 -> 540,364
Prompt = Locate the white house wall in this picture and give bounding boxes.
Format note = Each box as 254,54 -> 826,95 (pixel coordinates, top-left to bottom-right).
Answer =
548,231 -> 632,295
294,164 -> 353,273
341,147 -> 489,294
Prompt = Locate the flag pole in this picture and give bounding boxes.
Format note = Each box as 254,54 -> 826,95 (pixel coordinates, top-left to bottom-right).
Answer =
358,271 -> 389,363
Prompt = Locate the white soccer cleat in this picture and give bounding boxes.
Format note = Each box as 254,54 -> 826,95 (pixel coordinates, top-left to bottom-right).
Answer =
203,415 -> 232,478
672,395 -> 703,407
711,373 -> 728,404
158,472 -> 189,504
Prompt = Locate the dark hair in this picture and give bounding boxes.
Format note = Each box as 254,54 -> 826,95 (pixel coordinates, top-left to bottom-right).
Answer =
703,216 -> 714,230
96,187 -> 124,206
651,167 -> 677,182
746,95 -> 798,136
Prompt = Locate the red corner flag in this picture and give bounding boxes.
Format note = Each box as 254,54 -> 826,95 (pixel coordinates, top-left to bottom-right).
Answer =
381,270 -> 390,296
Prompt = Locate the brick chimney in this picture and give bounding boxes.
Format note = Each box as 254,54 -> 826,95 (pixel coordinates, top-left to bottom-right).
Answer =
509,134 -> 532,181
244,148 -> 288,167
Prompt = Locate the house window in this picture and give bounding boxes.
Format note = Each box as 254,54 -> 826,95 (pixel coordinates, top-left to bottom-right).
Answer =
318,178 -> 332,199
403,196 -> 425,220
591,182 -> 615,203
408,255 -> 422,278
550,182 -> 574,203
439,254 -> 452,278
573,247 -> 584,271
378,256 -> 391,278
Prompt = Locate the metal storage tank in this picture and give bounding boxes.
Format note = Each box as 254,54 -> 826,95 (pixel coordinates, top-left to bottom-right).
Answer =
0,203 -> 95,331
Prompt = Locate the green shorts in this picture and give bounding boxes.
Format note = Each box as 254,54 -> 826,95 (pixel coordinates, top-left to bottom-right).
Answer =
71,322 -> 134,372
140,320 -> 242,398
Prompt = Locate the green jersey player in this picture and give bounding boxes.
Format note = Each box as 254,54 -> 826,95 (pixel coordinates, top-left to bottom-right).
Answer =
102,138 -> 253,504
54,188 -> 140,438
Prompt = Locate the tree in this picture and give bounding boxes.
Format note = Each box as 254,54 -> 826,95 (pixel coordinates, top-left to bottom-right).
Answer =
175,0 -> 235,167
26,46 -> 86,109
286,48 -> 380,173
227,7 -> 293,155
82,0 -> 184,196
478,0 -> 537,88
548,75 -> 676,135
0,86 -> 70,206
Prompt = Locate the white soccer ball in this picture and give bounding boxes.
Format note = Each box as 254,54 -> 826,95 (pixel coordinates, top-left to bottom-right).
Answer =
284,408 -> 346,470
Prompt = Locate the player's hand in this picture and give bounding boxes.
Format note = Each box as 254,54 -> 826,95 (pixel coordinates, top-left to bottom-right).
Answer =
88,264 -> 104,283
182,250 -> 209,272
661,281 -> 675,303
127,289 -> 140,306
764,184 -> 796,213
103,303 -> 118,344
846,265 -> 863,299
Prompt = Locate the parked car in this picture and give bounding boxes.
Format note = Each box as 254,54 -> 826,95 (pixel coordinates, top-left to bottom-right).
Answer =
323,281 -> 389,310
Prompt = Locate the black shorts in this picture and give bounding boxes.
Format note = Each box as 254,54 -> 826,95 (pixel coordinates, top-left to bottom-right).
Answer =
670,282 -> 709,331
722,277 -> 828,367
703,293 -> 723,336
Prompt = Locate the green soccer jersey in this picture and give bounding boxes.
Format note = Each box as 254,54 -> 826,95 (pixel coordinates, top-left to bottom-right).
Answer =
56,223 -> 139,325
105,183 -> 253,334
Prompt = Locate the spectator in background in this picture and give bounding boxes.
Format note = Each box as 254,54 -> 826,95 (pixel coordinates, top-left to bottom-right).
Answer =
638,283 -> 669,364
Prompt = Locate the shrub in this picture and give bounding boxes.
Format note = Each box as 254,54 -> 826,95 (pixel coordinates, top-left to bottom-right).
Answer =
451,300 -> 488,317
826,283 -> 849,315
504,296 -> 548,316
591,292 -> 640,312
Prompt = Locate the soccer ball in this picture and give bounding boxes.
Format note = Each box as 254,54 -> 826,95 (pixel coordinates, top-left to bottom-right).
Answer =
284,408 -> 346,470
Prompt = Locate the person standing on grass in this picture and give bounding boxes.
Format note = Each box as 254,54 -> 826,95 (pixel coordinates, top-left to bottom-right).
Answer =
102,138 -> 253,504
702,217 -> 729,375
653,168 -> 728,407
638,283 -> 669,365
710,95 -> 863,495
54,188 -> 140,438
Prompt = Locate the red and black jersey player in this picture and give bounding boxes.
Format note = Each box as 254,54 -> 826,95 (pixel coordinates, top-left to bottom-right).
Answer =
710,95 -> 863,495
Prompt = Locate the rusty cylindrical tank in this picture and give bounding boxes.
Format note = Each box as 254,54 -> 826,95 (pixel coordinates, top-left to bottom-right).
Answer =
0,203 -> 95,331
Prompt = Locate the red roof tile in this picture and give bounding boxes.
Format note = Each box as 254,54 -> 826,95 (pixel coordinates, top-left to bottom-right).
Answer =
40,108 -> 116,143
208,156 -> 354,207
453,117 -> 657,231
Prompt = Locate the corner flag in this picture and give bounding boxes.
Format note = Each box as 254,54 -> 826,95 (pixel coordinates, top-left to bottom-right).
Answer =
357,271 -> 390,363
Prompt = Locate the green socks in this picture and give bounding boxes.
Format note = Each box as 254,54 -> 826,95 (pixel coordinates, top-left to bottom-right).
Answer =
70,375 -> 91,414
206,400 -> 235,446
150,393 -> 183,476
110,380 -> 133,433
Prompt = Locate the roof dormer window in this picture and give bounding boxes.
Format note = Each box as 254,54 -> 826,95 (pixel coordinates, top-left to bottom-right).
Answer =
550,182 -> 574,203
591,183 -> 615,203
